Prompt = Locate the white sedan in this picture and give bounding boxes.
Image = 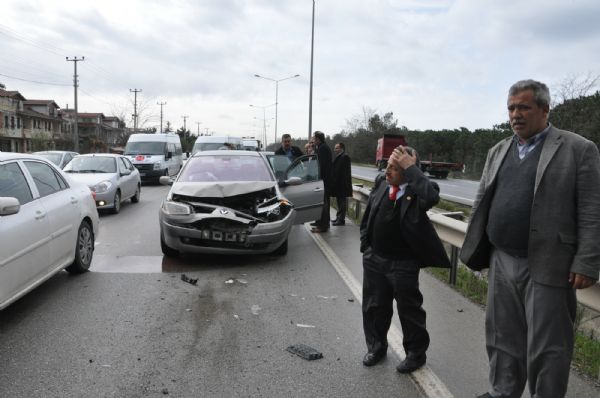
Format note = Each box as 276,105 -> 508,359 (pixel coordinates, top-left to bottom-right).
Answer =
0,152 -> 99,310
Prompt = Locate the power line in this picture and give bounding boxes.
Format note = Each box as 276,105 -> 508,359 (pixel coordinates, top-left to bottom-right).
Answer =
0,72 -> 70,86
0,23 -> 66,56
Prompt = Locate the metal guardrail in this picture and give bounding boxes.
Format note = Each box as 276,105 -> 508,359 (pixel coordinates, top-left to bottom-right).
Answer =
350,183 -> 600,312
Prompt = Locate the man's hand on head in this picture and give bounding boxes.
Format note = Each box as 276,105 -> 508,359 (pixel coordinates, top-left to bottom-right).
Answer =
390,146 -> 417,170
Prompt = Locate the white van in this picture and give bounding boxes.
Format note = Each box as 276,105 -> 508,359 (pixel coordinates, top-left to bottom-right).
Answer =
124,133 -> 183,181
242,138 -> 262,151
192,136 -> 243,154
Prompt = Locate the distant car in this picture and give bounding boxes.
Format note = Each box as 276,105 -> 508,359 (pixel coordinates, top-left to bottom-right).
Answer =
33,150 -> 79,169
63,154 -> 141,214
0,152 -> 99,310
158,150 -> 323,257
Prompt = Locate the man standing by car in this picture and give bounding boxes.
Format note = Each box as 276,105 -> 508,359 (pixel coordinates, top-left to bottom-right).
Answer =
311,131 -> 333,233
360,146 -> 450,372
331,142 -> 352,226
460,79 -> 600,398
275,133 -> 303,161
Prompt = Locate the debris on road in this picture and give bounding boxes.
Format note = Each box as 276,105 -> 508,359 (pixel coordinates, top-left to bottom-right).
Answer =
348,298 -> 355,302
457,308 -> 464,312
317,295 -> 337,300
236,278 -> 248,284
181,274 -> 198,285
162,388 -> 169,395
233,314 -> 240,320
251,305 -> 261,315
296,323 -> 315,328
286,344 -> 323,360
185,308 -> 192,312
225,279 -> 234,284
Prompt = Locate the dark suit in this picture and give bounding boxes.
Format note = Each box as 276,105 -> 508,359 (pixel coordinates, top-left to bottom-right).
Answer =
460,126 -> 600,397
360,167 -> 450,358
274,145 -> 303,160
316,142 -> 333,229
331,150 -> 352,223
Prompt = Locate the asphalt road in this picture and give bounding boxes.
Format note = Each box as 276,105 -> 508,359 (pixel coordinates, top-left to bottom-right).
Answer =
0,185 -> 421,398
352,164 -> 479,206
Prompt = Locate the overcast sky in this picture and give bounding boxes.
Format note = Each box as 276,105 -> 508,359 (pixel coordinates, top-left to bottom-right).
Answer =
1,0 -> 599,145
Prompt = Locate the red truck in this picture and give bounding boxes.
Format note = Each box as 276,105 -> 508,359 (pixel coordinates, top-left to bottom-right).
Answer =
375,134 -> 464,179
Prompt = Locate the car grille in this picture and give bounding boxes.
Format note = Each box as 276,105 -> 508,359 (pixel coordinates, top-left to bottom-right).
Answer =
134,164 -> 153,172
180,237 -> 268,250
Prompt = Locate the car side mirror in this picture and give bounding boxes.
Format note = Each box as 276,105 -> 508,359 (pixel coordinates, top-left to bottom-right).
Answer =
283,176 -> 302,186
0,197 -> 20,216
159,176 -> 173,186
120,169 -> 131,176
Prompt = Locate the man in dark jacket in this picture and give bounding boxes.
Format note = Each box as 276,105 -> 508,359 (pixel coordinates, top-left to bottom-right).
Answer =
274,133 -> 303,161
360,146 -> 450,373
311,131 -> 332,233
331,142 -> 352,226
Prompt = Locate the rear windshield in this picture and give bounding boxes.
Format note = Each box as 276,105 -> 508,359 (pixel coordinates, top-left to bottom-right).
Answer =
64,156 -> 117,173
192,142 -> 232,152
179,155 -> 272,182
36,153 -> 62,165
124,142 -> 166,155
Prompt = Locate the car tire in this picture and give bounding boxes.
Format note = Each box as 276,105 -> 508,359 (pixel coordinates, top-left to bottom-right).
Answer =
112,190 -> 121,214
161,232 -> 179,257
273,239 -> 288,256
65,221 -> 94,274
131,185 -> 141,203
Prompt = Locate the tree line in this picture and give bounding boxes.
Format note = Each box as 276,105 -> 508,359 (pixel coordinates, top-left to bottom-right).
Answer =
286,91 -> 600,180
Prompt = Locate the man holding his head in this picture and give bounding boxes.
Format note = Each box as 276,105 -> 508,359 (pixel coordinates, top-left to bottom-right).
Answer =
360,145 -> 450,373
461,79 -> 600,398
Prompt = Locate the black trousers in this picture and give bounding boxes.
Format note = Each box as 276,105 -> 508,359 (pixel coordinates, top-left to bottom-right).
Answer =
335,196 -> 347,223
362,249 -> 429,358
317,193 -> 330,230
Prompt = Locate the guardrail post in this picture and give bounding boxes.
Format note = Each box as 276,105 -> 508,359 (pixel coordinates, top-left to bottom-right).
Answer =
449,246 -> 458,285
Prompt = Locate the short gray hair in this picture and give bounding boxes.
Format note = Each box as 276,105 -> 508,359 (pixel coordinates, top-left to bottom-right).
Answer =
508,79 -> 551,107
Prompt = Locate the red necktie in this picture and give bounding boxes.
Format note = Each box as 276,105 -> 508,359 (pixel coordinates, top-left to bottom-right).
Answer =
388,185 -> 399,201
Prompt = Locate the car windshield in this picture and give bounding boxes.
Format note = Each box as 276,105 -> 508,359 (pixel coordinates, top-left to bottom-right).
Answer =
179,155 -> 272,182
193,142 -> 230,153
35,153 -> 62,165
124,141 -> 166,155
64,156 -> 117,173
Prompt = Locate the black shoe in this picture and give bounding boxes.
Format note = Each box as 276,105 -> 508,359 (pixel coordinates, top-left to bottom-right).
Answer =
310,221 -> 319,227
396,354 -> 426,373
362,351 -> 386,366
332,220 -> 345,226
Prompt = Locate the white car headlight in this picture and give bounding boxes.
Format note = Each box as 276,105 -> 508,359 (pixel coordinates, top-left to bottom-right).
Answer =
92,181 -> 112,194
153,162 -> 162,170
162,200 -> 192,215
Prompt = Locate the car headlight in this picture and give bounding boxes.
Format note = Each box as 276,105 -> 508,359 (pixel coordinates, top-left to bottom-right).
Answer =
162,200 -> 192,215
92,181 -> 112,194
153,162 -> 162,170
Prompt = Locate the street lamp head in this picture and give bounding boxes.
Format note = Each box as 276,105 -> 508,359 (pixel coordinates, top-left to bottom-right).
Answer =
294,74 -> 300,77
254,74 -> 261,78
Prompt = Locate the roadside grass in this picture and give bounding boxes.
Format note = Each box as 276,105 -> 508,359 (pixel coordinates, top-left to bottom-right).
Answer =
425,265 -> 600,381
436,199 -> 472,219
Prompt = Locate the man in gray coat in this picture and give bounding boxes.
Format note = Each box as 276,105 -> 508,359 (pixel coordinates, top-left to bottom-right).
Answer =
460,79 -> 600,398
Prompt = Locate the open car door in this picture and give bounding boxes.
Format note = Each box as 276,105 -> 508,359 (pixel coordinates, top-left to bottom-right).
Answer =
273,154 -> 324,224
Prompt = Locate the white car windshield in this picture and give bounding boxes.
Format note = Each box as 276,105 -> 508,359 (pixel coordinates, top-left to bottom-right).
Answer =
179,155 -> 272,182
124,141 -> 166,155
64,157 -> 117,173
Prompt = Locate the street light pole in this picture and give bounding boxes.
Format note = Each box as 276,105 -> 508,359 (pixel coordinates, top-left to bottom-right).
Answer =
250,103 -> 275,147
157,101 -> 166,133
254,73 -> 299,143
308,0 -> 315,139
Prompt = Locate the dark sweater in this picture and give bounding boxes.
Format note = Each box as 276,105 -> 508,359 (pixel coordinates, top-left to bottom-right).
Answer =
371,192 -> 413,258
486,140 -> 543,257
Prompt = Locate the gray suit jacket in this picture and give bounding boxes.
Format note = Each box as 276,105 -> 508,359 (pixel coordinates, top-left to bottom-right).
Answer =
460,126 -> 600,287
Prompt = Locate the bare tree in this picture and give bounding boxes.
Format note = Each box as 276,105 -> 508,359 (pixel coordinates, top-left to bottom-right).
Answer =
553,72 -> 600,106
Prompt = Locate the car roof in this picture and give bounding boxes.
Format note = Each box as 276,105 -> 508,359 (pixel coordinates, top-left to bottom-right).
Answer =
0,152 -> 50,162
33,150 -> 77,154
75,153 -> 122,158
192,150 -> 261,157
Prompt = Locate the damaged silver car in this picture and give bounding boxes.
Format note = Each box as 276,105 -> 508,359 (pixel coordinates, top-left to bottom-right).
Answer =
159,150 -> 323,257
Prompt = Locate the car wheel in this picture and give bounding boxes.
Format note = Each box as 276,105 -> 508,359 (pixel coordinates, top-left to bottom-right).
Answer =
161,232 -> 179,257
112,190 -> 121,214
131,185 -> 141,203
66,221 -> 94,274
273,239 -> 288,255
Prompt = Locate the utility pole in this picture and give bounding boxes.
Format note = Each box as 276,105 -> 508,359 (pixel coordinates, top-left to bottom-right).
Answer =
204,127 -> 210,136
195,121 -> 202,136
182,115 -> 189,133
130,88 -> 142,132
66,56 -> 84,151
157,101 -> 166,133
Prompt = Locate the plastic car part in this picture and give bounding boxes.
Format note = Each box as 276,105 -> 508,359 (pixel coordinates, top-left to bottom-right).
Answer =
286,344 -> 323,360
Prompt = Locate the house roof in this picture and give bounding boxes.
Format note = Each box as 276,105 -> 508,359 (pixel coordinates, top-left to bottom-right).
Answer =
17,108 -> 63,121
24,99 -> 60,108
0,89 -> 26,101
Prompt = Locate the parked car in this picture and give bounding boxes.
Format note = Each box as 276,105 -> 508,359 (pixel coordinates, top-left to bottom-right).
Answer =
158,150 -> 323,257
63,154 -> 141,214
33,150 -> 79,169
0,152 -> 99,310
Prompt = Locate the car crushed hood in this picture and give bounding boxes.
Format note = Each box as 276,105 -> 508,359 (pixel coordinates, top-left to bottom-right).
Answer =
170,181 -> 277,198
65,173 -> 116,186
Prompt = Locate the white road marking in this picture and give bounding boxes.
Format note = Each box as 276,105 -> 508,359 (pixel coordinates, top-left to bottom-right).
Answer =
304,223 -> 454,398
